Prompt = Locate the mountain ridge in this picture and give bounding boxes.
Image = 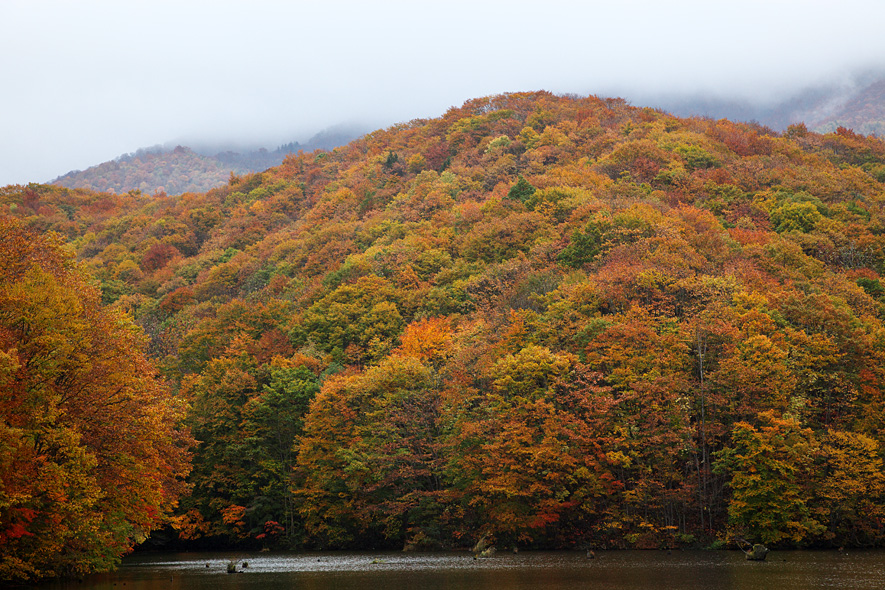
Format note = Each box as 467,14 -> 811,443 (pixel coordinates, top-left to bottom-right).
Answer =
50,125 -> 366,195
46,75 -> 885,197
634,71 -> 885,134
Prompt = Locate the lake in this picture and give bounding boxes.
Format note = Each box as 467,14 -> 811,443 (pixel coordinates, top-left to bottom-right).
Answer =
42,549 -> 885,590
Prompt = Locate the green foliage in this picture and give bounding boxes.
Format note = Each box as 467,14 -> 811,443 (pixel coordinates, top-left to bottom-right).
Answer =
674,145 -> 721,171
507,175 -> 536,203
558,214 -> 612,268
771,201 -> 823,233
715,412 -> 825,546
383,151 -> 399,169
302,276 -> 404,364
857,277 -> 885,299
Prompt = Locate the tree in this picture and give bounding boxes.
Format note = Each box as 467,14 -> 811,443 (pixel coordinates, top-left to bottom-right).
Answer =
814,430 -> 885,545
7,90 -> 885,554
0,219 -> 191,582
179,341 -> 259,543
584,308 -> 697,546
295,354 -> 444,548
715,411 -> 824,546
240,359 -> 320,544
507,175 -> 536,203
300,275 -> 404,365
450,346 -> 614,547
771,201 -> 822,233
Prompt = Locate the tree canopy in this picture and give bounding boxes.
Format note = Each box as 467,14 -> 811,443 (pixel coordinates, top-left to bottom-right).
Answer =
0,219 -> 191,582
4,91 -> 885,569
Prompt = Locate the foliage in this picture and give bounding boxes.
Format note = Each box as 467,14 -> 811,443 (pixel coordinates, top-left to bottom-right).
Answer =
5,90 -> 885,559
715,412 -> 824,546
0,219 -> 191,582
507,175 -> 536,203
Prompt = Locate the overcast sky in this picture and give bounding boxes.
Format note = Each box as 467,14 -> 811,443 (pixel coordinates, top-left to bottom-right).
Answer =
2,0 -> 884,186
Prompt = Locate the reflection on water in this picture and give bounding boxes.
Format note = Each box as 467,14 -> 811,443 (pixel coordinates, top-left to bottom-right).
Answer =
42,549 -> 885,590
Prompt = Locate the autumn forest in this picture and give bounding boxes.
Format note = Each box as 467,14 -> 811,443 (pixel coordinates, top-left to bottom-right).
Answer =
3,91 -> 885,582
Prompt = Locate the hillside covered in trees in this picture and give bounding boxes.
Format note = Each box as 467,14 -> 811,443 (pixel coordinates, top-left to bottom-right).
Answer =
4,91 -> 885,579
51,146 -> 236,196
808,78 -> 885,137
50,127 -> 364,196
654,72 -> 885,139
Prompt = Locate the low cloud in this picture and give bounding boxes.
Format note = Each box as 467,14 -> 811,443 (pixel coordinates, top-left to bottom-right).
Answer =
3,0 -> 885,185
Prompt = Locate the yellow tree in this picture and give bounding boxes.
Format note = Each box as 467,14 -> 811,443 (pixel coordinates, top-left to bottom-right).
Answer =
715,411 -> 824,546
815,430 -> 885,544
0,219 -> 191,583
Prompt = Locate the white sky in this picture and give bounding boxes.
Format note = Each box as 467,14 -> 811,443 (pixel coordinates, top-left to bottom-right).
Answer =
2,0 -> 884,186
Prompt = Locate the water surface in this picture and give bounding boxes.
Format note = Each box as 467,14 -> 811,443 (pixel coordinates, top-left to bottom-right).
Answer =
43,549 -> 885,590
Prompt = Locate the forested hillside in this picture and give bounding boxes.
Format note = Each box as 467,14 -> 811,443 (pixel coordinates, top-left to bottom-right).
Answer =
50,127 -> 364,196
809,78 -> 885,137
4,91 -> 885,568
51,146 -> 234,195
656,74 -> 885,139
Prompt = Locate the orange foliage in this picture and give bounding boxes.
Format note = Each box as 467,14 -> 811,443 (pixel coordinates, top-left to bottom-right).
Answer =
397,317 -> 453,361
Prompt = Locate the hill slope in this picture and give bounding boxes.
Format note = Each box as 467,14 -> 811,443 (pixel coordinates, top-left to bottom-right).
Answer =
51,145 -> 236,195
50,126 -> 364,195
653,74 -> 885,137
805,78 -> 885,136
4,91 -> 885,554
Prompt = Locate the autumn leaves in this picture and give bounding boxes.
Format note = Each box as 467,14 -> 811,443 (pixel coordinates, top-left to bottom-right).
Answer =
4,90 -> 885,575
0,220 -> 191,581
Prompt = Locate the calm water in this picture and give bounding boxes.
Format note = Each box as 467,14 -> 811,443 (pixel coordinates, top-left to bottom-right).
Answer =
42,549 -> 885,590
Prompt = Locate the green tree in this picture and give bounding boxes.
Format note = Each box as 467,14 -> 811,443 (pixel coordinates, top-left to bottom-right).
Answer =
715,412 -> 824,546
771,201 -> 823,233
241,360 -> 320,543
507,175 -> 536,203
301,275 -> 404,364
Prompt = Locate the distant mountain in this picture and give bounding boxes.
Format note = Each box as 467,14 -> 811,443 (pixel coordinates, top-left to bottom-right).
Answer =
199,124 -> 367,173
802,78 -> 885,136
52,146 -> 236,195
647,72 -> 885,137
51,125 -> 366,195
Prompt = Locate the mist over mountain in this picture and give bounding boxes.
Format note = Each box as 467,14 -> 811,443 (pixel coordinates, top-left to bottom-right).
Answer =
6,0 -> 885,188
641,69 -> 885,133
45,73 -> 885,197
50,125 -> 368,195
804,78 -> 885,136
51,146 -> 232,196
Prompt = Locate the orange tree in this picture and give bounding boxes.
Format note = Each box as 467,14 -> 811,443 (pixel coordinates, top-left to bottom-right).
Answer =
448,345 -> 617,548
0,218 -> 191,582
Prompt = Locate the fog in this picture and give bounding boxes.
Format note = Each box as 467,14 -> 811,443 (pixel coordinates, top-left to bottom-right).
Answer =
2,0 -> 885,186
